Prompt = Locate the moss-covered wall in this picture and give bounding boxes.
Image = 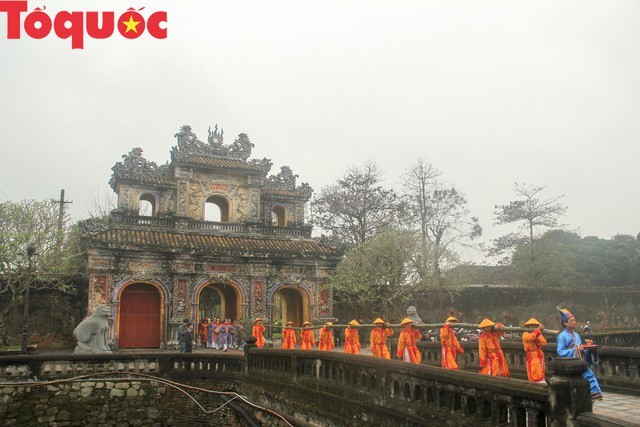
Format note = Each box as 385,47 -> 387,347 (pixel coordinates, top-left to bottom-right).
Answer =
413,287 -> 640,330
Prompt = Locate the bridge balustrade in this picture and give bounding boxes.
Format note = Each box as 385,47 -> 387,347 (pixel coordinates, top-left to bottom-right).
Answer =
418,341 -> 640,394
0,349 -> 631,426
247,348 -> 550,426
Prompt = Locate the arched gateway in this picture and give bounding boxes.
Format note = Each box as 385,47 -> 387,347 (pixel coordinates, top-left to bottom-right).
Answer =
270,285 -> 311,326
117,282 -> 164,348
82,125 -> 341,349
194,279 -> 245,322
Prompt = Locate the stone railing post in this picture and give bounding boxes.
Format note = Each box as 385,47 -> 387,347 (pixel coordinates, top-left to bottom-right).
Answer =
547,357 -> 592,426
243,336 -> 257,375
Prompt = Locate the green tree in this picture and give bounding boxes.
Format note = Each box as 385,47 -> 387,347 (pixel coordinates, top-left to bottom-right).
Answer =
313,162 -> 398,246
0,199 -> 79,344
329,229 -> 419,320
510,230 -> 640,287
490,183 -> 567,286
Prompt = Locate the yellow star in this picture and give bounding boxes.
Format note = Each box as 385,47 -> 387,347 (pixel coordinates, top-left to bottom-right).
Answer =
122,16 -> 141,33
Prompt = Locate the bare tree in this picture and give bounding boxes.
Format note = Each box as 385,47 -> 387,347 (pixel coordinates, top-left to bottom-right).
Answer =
84,187 -> 117,220
401,161 -> 482,308
401,159 -> 441,282
313,161 -> 398,246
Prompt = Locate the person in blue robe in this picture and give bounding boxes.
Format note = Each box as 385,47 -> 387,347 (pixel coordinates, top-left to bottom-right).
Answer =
556,308 -> 603,401
219,320 -> 229,351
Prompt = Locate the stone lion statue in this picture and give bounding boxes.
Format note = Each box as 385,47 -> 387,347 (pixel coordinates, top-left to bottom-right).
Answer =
73,304 -> 113,354
406,306 -> 423,324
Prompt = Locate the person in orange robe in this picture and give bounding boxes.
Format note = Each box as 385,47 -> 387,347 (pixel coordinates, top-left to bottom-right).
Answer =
199,318 -> 209,347
478,318 -> 510,377
319,322 -> 335,351
281,321 -> 297,349
300,321 -> 316,350
522,317 -> 547,383
252,318 -> 266,348
440,315 -> 464,369
370,317 -> 393,359
396,317 -> 422,364
344,320 -> 361,354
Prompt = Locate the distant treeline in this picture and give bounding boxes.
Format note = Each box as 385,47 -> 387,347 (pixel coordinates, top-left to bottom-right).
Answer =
449,230 -> 640,288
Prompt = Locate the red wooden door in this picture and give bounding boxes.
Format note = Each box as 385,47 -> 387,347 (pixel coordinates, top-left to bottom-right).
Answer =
119,283 -> 161,348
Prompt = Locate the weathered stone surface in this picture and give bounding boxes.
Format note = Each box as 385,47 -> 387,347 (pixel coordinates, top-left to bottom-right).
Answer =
73,304 -> 113,354
109,389 -> 125,397
56,409 -> 70,421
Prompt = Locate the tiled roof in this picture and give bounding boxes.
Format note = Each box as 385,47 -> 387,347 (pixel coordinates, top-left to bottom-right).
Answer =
262,188 -> 301,198
177,155 -> 263,173
86,228 -> 339,258
116,174 -> 176,187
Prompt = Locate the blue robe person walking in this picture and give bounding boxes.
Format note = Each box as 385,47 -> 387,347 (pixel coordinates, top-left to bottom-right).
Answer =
556,308 -> 603,400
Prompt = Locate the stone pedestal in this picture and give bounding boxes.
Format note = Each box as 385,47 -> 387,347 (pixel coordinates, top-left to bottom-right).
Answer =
548,357 -> 592,426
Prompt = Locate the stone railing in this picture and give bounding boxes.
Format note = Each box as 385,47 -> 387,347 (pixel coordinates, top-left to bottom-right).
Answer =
246,347 -> 573,426
0,353 -> 244,383
110,213 -> 312,237
418,340 -> 640,395
588,331 -> 640,347
0,349 -> 630,426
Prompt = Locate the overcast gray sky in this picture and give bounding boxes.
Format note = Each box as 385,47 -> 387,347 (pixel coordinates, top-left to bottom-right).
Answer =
2,0 -> 639,264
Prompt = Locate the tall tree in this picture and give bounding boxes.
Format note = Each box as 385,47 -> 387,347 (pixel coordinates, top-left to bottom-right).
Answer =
401,161 -> 482,307
490,183 -> 567,286
400,159 -> 441,282
0,200 -> 78,344
313,162 -> 398,246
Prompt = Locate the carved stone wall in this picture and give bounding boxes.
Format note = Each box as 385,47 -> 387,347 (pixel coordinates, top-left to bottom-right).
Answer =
185,175 -> 252,221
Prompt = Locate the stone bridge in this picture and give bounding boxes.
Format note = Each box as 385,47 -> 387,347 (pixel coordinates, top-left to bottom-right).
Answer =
0,341 -> 638,426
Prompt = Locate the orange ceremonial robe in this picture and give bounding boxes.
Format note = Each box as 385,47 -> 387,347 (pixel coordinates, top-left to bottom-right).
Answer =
300,329 -> 316,350
522,328 -> 547,382
252,323 -> 266,348
281,327 -> 297,349
344,327 -> 361,354
319,327 -> 335,351
440,324 -> 463,369
370,327 -> 393,359
396,326 -> 422,364
478,327 -> 510,377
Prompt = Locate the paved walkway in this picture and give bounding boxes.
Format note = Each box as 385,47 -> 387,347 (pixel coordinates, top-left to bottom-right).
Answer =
593,392 -> 640,426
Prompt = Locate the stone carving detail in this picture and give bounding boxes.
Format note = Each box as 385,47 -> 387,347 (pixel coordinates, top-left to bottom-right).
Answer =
177,181 -> 188,216
110,148 -> 170,190
406,306 -> 423,324
268,166 -> 298,188
296,182 -> 313,199
207,124 -> 224,146
265,166 -> 313,199
248,190 -> 260,221
253,281 -> 264,317
318,234 -> 342,249
248,157 -> 272,175
229,133 -> 254,160
78,219 -> 109,235
171,125 -> 254,160
73,304 -> 113,354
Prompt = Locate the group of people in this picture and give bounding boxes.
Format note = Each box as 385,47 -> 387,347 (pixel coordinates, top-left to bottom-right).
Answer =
199,318 -> 246,351
178,317 -> 246,353
443,309 -> 602,401
249,307 -> 602,401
